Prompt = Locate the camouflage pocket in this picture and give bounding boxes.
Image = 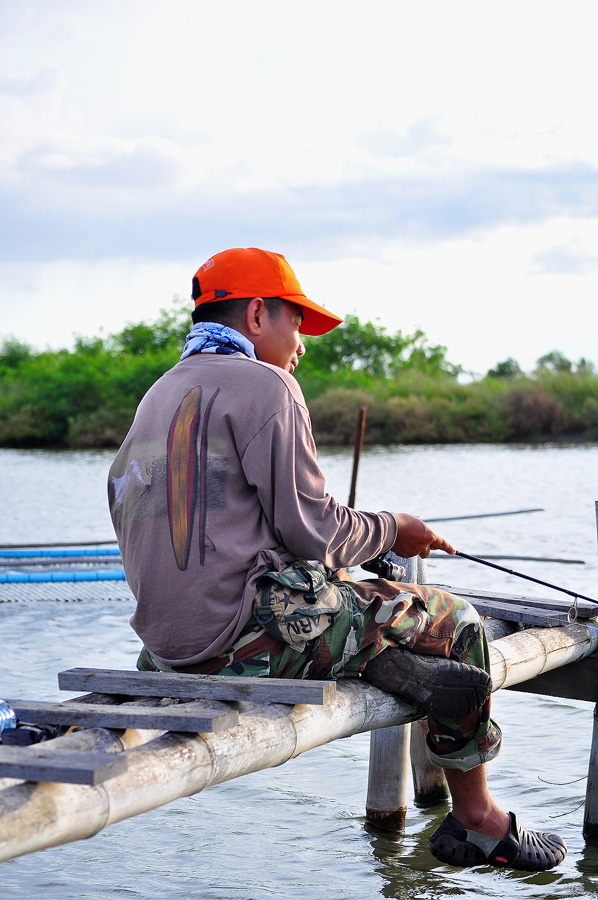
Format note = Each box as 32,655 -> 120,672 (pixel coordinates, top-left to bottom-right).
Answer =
253,559 -> 349,647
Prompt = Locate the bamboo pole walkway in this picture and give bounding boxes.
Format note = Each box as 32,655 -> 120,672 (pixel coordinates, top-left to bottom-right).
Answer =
1,614 -> 598,862
2,534 -> 598,862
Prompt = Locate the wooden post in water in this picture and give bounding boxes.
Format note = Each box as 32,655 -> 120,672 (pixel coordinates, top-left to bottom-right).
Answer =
365,554 -> 448,830
348,406 -> 367,509
583,500 -> 598,840
366,725 -> 412,832
365,554 -> 415,832
410,718 -> 449,807
406,555 -> 450,806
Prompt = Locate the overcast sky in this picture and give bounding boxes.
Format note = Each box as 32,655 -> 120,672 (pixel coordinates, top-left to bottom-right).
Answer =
1,0 -> 597,375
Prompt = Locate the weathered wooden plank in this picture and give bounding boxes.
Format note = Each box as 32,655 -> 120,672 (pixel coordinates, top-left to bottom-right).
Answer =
2,619 -> 598,861
464,599 -> 570,627
4,700 -> 238,733
0,747 -> 127,784
429,583 -> 596,618
58,668 -> 336,705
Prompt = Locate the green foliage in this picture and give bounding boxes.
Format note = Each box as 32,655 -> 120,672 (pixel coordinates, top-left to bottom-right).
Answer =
0,300 -> 186,447
1,303 -> 597,448
296,314 -> 459,403
535,350 -> 573,374
107,297 -> 189,356
486,357 -> 523,380
0,338 -> 32,374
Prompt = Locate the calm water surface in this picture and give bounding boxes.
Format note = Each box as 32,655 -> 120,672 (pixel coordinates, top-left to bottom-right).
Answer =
1,444 -> 598,899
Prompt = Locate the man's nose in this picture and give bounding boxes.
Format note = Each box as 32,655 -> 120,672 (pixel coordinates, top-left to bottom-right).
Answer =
297,340 -> 306,357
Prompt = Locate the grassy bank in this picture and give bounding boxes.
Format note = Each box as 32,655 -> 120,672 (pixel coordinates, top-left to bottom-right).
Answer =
1,304 -> 597,448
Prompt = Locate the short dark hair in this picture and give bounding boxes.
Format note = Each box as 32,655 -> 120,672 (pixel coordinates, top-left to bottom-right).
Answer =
191,297 -> 283,327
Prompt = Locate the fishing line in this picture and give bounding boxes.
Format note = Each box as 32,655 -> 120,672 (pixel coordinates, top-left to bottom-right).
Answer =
454,550 -> 598,606
549,799 -> 586,819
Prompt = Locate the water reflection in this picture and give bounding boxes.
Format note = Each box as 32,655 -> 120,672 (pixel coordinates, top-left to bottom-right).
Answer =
2,444 -> 598,899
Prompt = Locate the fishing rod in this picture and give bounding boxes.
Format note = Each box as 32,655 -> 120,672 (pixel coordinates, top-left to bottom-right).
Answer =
363,549 -> 598,606
426,508 -> 544,523
454,550 -> 598,606
429,553 -> 585,564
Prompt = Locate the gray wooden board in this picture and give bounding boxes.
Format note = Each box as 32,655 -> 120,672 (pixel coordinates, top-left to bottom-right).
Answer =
428,583 -> 595,626
58,668 -> 337,705
0,746 -> 127,784
4,700 -> 239,733
466,600 -> 569,626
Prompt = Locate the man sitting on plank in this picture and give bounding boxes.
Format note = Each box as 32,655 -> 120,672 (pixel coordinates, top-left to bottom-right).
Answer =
108,246 -> 566,872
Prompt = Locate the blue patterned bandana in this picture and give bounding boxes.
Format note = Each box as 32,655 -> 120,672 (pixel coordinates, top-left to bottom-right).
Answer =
180,322 -> 257,361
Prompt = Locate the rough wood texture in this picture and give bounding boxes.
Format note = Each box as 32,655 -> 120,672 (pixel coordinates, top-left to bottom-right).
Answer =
507,654 -> 598,703
58,669 -> 336,705
365,725 -> 411,831
585,708 -> 598,839
583,501 -> 598,838
489,621 -> 598,691
0,747 -> 127,785
0,680 -> 420,862
2,619 -> 598,860
409,719 -> 449,807
4,699 -> 239,733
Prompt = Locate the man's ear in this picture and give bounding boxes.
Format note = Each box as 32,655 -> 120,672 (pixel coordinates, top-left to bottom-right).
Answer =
244,297 -> 266,337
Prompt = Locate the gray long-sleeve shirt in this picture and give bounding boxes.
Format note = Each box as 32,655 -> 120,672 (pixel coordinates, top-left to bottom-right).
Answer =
108,352 -> 396,666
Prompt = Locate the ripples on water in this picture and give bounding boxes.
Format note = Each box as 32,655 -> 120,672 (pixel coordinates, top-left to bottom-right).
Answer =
1,444 -> 598,899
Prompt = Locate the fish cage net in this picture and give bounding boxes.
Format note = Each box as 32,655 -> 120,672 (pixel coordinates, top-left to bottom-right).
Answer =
0,579 -> 135,602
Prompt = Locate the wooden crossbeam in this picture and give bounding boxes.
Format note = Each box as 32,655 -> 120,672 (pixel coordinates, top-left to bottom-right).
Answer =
4,700 -> 238,733
0,746 -> 127,784
428,583 -> 596,626
58,668 -> 337,705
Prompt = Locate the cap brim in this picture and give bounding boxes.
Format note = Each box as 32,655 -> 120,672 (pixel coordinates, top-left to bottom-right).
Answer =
293,299 -> 343,336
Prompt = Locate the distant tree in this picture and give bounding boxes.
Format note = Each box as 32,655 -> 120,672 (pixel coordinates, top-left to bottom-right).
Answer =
73,334 -> 106,356
535,350 -> 573,374
576,357 -> 595,374
486,358 -> 523,379
0,338 -> 32,371
108,296 -> 190,355
300,314 -> 458,380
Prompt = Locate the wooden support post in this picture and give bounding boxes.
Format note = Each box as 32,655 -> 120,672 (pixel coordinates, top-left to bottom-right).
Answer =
365,725 -> 411,832
365,554 -> 443,830
583,500 -> 598,840
409,719 -> 449,807
406,554 -> 450,805
583,704 -> 598,840
348,405 -> 367,509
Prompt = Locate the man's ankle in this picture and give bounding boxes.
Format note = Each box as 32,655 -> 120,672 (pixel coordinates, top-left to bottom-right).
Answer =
451,806 -> 510,839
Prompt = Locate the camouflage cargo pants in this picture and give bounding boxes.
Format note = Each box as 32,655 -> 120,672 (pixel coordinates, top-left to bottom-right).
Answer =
138,577 -> 501,772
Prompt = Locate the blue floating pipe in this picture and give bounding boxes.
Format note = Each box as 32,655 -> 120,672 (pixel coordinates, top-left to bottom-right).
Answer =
0,570 -> 126,583
0,548 -> 121,558
0,701 -> 17,734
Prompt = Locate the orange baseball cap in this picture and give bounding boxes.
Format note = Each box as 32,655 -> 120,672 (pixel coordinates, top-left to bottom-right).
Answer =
192,247 -> 343,336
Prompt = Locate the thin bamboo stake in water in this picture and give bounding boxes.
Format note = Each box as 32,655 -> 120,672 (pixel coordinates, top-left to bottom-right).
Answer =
348,405 -> 367,509
583,499 -> 598,839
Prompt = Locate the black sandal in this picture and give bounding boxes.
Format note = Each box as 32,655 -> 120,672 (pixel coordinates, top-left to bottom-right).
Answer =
429,811 -> 567,871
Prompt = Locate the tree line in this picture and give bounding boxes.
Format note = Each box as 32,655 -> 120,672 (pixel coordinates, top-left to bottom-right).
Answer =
1,300 -> 597,448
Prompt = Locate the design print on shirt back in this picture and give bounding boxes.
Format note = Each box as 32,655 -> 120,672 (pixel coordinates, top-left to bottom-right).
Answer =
166,385 -> 219,569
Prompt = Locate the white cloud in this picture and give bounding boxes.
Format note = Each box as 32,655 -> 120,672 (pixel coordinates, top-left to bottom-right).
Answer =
1,0 -> 597,372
